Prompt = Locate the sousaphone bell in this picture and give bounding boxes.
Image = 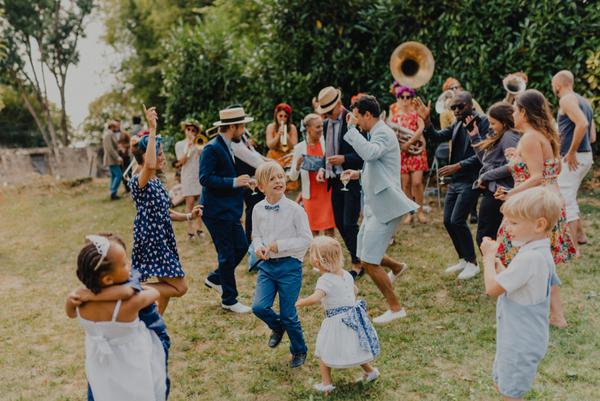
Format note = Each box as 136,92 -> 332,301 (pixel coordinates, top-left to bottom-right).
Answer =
389,41 -> 435,89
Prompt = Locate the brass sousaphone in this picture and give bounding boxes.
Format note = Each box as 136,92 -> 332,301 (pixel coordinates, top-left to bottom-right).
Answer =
388,41 -> 435,155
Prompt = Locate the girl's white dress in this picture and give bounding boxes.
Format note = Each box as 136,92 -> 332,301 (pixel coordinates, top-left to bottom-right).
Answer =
77,300 -> 166,401
315,271 -> 379,368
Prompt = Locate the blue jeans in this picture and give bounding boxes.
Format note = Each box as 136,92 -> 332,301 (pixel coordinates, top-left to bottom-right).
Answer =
252,257 -> 307,355
109,165 -> 122,196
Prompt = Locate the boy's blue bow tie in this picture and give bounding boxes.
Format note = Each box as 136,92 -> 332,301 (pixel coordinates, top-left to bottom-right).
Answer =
264,204 -> 280,212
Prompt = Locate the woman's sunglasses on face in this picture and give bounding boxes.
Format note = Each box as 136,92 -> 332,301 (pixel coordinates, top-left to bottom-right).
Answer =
399,95 -> 414,100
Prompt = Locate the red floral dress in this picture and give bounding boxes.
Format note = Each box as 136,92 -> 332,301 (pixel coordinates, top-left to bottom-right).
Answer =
389,105 -> 428,174
496,158 -> 576,265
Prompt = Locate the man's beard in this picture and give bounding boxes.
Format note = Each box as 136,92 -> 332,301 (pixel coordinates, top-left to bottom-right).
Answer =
232,136 -> 242,143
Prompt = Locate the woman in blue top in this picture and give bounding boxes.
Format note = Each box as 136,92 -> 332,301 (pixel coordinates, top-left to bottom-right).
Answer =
129,105 -> 201,313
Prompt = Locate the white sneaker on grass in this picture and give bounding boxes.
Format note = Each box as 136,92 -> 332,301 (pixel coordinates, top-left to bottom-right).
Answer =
457,262 -> 480,280
204,278 -> 223,295
221,302 -> 252,314
387,263 -> 408,285
357,367 -> 380,383
373,309 -> 407,324
445,259 -> 466,274
313,383 -> 335,393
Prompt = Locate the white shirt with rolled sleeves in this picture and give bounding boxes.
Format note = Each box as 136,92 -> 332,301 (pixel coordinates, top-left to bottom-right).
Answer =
251,196 -> 313,261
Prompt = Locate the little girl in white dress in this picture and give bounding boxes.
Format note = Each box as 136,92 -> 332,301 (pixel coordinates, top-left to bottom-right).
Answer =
296,236 -> 380,394
66,235 -> 166,401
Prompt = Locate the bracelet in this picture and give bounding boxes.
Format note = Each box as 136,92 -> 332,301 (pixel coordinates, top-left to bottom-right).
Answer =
186,213 -> 192,221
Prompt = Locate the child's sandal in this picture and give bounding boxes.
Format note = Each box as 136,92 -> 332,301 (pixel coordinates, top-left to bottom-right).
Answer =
357,368 -> 380,383
313,383 -> 335,393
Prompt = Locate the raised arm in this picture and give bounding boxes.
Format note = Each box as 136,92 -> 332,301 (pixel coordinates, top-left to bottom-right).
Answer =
139,105 -> 158,188
344,126 -> 394,161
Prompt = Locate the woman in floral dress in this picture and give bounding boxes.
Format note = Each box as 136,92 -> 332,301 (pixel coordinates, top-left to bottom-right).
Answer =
388,83 -> 428,224
494,90 -> 575,328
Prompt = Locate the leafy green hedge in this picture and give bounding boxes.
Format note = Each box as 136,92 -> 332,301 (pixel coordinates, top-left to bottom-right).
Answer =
162,0 -> 600,151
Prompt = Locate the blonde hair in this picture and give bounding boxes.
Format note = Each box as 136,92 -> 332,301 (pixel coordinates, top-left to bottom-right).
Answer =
303,113 -> 321,128
501,187 -> 562,231
309,236 -> 344,273
255,161 -> 285,187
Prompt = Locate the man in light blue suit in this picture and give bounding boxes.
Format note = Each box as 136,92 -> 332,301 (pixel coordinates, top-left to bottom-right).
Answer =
342,95 -> 418,324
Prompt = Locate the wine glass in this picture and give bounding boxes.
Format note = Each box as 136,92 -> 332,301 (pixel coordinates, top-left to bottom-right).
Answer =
249,178 -> 258,195
340,175 -> 350,191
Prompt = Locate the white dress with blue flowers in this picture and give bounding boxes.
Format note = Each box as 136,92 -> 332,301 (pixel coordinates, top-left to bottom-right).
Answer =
130,175 -> 184,281
315,271 -> 380,368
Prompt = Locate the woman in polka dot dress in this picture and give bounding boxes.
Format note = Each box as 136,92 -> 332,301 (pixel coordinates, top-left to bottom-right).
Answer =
129,105 -> 201,314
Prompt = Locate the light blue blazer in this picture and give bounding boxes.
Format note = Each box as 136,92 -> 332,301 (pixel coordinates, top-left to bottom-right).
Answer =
344,120 -> 418,223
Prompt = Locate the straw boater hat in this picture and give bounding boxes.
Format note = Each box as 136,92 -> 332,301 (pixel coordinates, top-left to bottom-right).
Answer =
180,118 -> 202,132
213,107 -> 254,127
315,86 -> 342,114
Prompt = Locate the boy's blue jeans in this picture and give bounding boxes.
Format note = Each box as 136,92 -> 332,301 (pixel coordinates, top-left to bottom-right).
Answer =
252,257 -> 307,355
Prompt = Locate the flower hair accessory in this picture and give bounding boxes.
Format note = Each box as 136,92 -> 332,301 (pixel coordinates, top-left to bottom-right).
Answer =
275,103 -> 292,115
85,235 -> 111,271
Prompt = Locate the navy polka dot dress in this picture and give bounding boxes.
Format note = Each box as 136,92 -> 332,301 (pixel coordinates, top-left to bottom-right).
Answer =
130,175 -> 185,281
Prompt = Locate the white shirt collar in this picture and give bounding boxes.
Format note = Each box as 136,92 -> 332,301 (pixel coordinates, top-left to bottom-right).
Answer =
265,194 -> 286,207
519,238 -> 551,252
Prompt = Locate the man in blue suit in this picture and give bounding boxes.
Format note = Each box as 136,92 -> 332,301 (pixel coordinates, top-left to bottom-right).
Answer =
200,106 -> 254,313
342,95 -> 418,324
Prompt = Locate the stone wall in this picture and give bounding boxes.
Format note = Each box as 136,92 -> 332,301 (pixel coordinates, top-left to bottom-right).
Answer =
0,146 -> 104,185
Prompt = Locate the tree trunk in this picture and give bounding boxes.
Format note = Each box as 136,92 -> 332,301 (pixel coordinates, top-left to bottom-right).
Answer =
59,82 -> 69,146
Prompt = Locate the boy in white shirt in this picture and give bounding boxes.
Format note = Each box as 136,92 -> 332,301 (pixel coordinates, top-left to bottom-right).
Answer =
251,161 -> 313,368
480,186 -> 562,401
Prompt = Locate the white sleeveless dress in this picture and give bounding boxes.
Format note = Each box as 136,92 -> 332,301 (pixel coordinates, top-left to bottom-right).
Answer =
77,300 -> 166,401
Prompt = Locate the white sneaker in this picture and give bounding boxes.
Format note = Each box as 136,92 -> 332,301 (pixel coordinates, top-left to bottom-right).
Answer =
221,302 -> 252,314
357,367 -> 380,383
457,262 -> 480,280
388,263 -> 408,285
445,259 -> 466,274
373,309 -> 407,324
204,278 -> 223,295
313,383 -> 335,393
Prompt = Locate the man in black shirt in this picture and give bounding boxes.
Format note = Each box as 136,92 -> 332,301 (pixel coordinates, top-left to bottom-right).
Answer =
416,92 -> 488,280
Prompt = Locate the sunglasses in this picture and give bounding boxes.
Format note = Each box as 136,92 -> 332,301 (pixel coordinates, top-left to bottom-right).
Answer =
450,103 -> 466,111
399,95 -> 413,100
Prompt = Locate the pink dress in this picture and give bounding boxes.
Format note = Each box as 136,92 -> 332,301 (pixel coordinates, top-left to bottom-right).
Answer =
496,158 -> 576,265
389,104 -> 428,174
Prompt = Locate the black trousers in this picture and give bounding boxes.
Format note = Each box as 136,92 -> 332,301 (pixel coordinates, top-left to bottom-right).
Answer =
243,188 -> 265,242
476,190 -> 504,247
203,217 -> 248,306
330,177 -> 361,264
443,182 -> 479,264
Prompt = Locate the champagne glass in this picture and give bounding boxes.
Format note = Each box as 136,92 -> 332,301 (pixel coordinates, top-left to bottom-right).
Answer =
249,177 -> 258,195
340,174 -> 350,192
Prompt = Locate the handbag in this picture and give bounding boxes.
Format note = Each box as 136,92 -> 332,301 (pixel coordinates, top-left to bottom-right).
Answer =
300,154 -> 325,172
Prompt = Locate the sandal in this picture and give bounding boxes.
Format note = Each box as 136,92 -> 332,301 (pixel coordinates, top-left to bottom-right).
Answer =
187,232 -> 195,241
196,229 -> 206,239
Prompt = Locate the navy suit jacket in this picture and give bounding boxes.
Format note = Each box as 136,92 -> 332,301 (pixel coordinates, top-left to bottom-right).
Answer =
199,135 -> 245,221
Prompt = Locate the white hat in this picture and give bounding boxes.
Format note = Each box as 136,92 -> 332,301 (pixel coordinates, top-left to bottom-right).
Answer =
213,107 -> 254,127
315,86 -> 342,114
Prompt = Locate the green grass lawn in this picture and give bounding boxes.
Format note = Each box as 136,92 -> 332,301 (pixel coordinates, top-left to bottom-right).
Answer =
1,178 -> 599,401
